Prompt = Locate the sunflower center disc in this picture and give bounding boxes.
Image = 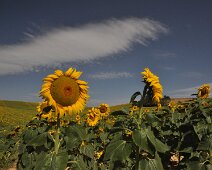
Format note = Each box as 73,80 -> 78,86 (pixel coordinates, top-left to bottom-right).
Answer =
50,76 -> 80,106
100,106 -> 107,113
201,88 -> 207,96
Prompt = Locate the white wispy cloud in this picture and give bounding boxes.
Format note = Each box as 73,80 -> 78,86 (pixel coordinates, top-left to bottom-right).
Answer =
0,18 -> 168,75
88,72 -> 133,80
167,83 -> 212,98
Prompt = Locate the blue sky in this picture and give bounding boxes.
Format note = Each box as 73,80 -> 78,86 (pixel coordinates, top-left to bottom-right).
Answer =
0,0 -> 211,106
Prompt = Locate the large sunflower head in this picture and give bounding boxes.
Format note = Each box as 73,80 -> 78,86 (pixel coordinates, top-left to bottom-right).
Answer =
197,84 -> 210,99
98,104 -> 110,118
141,68 -> 160,85
141,68 -> 163,106
86,107 -> 101,126
40,68 -> 89,117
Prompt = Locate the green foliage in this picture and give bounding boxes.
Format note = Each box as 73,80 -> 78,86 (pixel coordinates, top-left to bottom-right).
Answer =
102,97 -> 212,169
104,140 -> 132,161
3,97 -> 210,170
0,126 -> 21,169
15,98 -> 211,169
0,100 -> 129,169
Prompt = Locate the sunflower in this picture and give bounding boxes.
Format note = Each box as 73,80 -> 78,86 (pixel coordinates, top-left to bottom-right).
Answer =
75,114 -> 81,124
168,101 -> 177,112
141,68 -> 163,106
98,104 -> 110,118
125,129 -> 133,137
99,127 -> 104,133
94,150 -> 104,160
170,152 -> 184,167
143,108 -> 150,113
197,84 -> 210,99
40,68 -> 89,117
105,118 -> 116,126
37,101 -> 56,120
86,107 -> 101,126
131,105 -> 139,112
37,101 -> 49,113
129,105 -> 139,115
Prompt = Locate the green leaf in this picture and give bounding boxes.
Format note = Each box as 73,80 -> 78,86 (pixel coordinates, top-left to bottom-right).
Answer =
74,155 -> 88,170
21,152 -> 32,169
110,132 -> 122,142
0,143 -> 8,151
23,129 -> 38,143
110,110 -> 128,116
65,136 -> 80,151
146,128 -> 169,153
187,161 -> 209,170
51,151 -> 68,170
34,152 -> 51,170
206,116 -> 211,124
130,91 -> 141,104
132,129 -> 152,154
37,126 -> 47,134
27,132 -> 47,147
193,123 -> 208,140
65,126 -> 87,141
100,132 -> 109,141
179,147 -> 193,153
18,143 -> 26,154
80,143 -> 94,158
104,140 -> 131,161
138,153 -> 163,170
88,160 -> 98,170
197,137 -> 212,151
145,114 -> 161,127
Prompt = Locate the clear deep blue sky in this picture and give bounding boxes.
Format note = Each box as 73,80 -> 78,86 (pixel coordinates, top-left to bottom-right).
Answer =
0,0 -> 211,106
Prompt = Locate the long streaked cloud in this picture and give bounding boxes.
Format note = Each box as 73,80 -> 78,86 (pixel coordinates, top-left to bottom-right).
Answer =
88,72 -> 133,80
0,18 -> 168,75
167,83 -> 212,98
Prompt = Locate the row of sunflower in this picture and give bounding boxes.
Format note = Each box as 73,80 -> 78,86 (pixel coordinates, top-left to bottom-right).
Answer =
15,67 -> 211,170
86,104 -> 110,126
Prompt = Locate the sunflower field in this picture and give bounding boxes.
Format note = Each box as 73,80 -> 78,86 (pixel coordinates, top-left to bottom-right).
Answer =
0,67 -> 211,170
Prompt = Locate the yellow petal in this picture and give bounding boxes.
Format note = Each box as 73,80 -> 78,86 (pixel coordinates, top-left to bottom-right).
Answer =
71,70 -> 82,79
46,74 -> 59,79
43,77 -> 54,82
41,82 -> 51,89
65,68 -> 74,76
54,70 -> 64,77
40,87 -> 49,94
76,80 -> 88,85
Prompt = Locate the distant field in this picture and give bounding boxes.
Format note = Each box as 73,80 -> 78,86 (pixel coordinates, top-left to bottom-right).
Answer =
0,98 -> 192,129
0,100 -> 38,128
0,100 -> 131,130
170,98 -> 193,103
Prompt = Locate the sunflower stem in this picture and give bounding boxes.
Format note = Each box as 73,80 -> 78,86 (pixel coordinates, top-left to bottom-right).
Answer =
135,85 -> 148,170
54,109 -> 60,155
